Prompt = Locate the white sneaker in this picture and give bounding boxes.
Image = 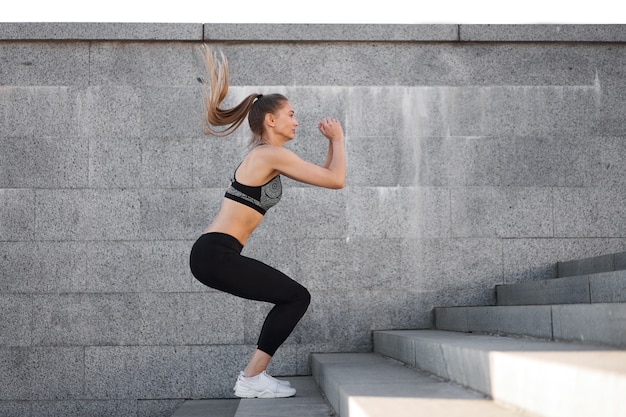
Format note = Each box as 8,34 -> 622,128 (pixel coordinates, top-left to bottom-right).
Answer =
234,371 -> 296,398
236,371 -> 291,387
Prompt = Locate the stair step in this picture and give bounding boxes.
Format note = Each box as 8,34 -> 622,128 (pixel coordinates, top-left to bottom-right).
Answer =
312,352 -> 532,417
171,399 -> 240,417
558,251 -> 626,277
497,270 -> 626,305
374,330 -> 626,417
234,376 -> 333,417
171,377 -> 332,417
435,303 -> 626,348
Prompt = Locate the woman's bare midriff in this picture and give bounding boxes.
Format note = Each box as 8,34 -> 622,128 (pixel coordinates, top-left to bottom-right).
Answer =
203,198 -> 265,246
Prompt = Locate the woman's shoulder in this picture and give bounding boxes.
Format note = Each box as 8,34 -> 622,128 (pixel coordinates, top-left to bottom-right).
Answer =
249,144 -> 297,162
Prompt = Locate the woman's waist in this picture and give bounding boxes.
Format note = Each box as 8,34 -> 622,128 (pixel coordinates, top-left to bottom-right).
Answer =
195,231 -> 244,253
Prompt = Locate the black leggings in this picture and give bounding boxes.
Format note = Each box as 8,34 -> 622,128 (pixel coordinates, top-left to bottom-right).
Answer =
189,232 -> 311,356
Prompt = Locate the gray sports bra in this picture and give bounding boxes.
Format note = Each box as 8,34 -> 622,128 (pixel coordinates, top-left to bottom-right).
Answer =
224,167 -> 282,215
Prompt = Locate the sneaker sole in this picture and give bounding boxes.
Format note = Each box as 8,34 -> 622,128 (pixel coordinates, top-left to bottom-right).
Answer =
234,388 -> 296,399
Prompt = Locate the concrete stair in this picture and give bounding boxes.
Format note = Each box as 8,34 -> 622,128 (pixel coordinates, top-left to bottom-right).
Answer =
171,252 -> 626,416
311,251 -> 626,417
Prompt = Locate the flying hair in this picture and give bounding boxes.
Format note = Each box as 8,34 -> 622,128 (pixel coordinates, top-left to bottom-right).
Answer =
198,45 -> 289,146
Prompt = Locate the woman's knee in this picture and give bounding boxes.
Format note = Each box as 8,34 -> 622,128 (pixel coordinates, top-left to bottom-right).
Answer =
296,286 -> 311,311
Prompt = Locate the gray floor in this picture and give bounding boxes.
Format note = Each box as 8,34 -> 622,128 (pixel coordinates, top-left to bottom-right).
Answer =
170,377 -> 334,417
171,399 -> 240,417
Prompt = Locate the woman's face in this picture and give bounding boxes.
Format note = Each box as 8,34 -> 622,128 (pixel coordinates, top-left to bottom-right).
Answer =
271,101 -> 299,141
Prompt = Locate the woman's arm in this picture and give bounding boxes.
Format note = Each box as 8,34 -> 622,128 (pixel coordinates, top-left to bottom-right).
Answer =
322,133 -> 333,169
265,118 -> 345,189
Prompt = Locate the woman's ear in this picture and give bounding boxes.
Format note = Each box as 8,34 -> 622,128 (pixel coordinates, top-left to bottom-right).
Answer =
264,113 -> 275,127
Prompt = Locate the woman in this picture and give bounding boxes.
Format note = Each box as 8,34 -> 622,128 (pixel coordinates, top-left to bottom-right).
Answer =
189,47 -> 345,399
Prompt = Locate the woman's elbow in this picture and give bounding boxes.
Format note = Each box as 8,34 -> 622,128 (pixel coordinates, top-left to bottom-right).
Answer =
331,178 -> 345,189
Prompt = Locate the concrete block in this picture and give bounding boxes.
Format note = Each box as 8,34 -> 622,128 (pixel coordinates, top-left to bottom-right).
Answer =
345,87 -> 401,137
616,252 -> 626,270
467,306 -> 554,339
496,276 -> 591,306
596,85 -> 626,136
0,402 -> 31,417
255,187 -> 347,240
85,345 -> 190,399
435,307 -> 468,332
205,23 -> 458,42
32,292 -> 244,346
590,270 -> 626,302
402,238 -> 503,294
293,238 -> 355,291
450,187 -> 553,238
35,189 -> 141,241
405,43 -> 621,87
346,134 -> 400,187
139,188 -> 217,240
0,87 -> 79,138
0,136 -> 88,188
212,45 -> 296,87
191,344 -> 251,398
552,303 -> 626,347
0,348 -> 30,399
554,188 -> 626,237
435,86 -> 598,137
346,187 -> 450,239
294,44 -> 401,86
167,293 -> 245,346
0,294 -> 31,346
460,24 -> 626,42
589,137 -> 626,186
0,241 -> 88,293
31,400 -> 136,417
77,86 -> 142,138
325,238 -> 402,290
0,189 -> 34,240
140,87 -> 204,138
141,137 -> 196,188
90,42 -> 199,87
418,135 -> 626,188
139,399 -> 186,417
0,42 -> 89,86
0,22 -> 203,41
90,136 -> 195,188
85,241 -> 144,292
171,399 -> 238,417
34,348 -> 85,399
0,347 -> 84,400
32,293 -> 142,346
85,240 -> 193,292
374,330 -> 426,368
88,136 -> 142,188
558,252 -> 616,277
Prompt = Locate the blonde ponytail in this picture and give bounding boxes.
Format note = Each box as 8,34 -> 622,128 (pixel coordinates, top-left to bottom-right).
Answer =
199,46 -> 290,146
199,45 -> 258,137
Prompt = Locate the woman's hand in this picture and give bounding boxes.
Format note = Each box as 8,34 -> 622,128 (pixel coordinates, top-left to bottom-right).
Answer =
318,118 -> 344,142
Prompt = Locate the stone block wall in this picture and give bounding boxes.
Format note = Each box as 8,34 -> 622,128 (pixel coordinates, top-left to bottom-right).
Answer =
1,23 -> 625,416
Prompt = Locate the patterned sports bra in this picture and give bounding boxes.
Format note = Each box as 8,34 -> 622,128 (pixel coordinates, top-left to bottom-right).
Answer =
224,166 -> 282,215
